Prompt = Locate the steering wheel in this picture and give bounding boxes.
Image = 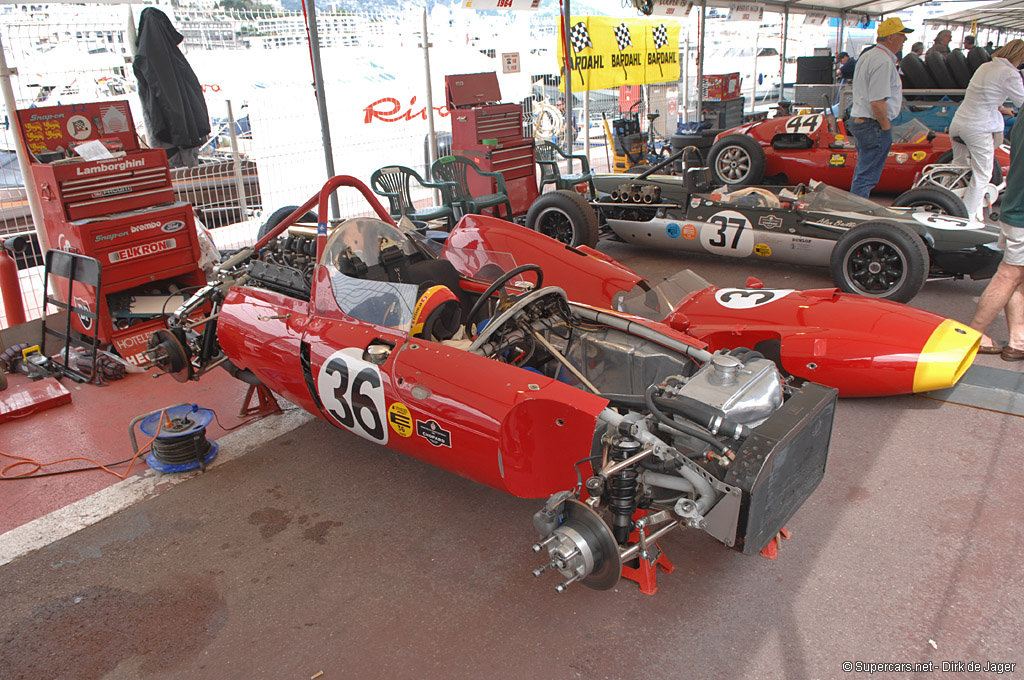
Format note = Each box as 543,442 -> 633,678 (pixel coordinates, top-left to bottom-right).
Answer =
468,287 -> 567,354
465,263 -> 544,336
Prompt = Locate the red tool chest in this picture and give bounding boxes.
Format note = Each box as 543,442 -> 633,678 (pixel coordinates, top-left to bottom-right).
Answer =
446,72 -> 538,216
17,101 -> 206,357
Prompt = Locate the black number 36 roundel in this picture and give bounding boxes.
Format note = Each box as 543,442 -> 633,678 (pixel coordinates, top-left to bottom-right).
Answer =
317,348 -> 388,444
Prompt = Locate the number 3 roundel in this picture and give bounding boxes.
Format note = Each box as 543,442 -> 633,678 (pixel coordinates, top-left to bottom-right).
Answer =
317,348 -> 389,444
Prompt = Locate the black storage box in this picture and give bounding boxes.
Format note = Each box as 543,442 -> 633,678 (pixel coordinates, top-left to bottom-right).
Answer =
797,56 -> 835,84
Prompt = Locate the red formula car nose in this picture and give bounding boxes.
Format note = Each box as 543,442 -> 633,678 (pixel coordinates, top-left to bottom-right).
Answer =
674,287 -> 981,398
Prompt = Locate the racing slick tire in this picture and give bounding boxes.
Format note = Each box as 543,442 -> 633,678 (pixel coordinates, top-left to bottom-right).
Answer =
891,186 -> 969,217
947,50 -> 971,89
257,205 -> 318,241
925,52 -> 960,100
525,190 -> 600,248
708,134 -> 766,186
900,54 -> 938,101
829,221 -> 929,303
967,46 -> 991,74
936,151 -> 1002,184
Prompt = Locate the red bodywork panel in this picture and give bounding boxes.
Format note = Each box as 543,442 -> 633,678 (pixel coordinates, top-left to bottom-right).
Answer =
668,286 -> 976,398
454,216 -> 978,398
217,267 -> 609,499
445,215 -> 644,307
719,115 -> 1011,193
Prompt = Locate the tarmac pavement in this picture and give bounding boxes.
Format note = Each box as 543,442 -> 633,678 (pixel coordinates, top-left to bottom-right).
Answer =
1,241 -> 1022,679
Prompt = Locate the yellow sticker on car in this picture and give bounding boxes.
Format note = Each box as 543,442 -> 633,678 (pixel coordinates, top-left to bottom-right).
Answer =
912,150 -> 927,162
388,402 -> 414,437
755,243 -> 772,256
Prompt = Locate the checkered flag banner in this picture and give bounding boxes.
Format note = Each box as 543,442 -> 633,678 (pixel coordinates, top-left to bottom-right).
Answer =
652,24 -> 668,76
614,23 -> 632,51
652,24 -> 668,49
569,22 -> 592,53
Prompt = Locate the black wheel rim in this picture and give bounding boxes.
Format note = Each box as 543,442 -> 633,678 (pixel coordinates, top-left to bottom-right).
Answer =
535,207 -> 576,244
842,237 -> 908,296
716,146 -> 751,182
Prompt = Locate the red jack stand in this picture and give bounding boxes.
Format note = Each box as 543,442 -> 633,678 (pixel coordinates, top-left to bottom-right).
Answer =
759,527 -> 793,560
620,510 -> 676,595
239,384 -> 280,417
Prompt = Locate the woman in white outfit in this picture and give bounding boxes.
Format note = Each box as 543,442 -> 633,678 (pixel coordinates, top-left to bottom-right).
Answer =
947,39 -> 1024,221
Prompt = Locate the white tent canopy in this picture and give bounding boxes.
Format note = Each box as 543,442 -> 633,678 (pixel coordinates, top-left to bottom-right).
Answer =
925,0 -> 1024,33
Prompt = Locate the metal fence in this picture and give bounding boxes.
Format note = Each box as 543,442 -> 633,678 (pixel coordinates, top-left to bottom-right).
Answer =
0,3 -> 697,328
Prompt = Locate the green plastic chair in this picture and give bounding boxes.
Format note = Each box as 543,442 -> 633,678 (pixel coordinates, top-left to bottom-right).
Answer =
536,141 -> 596,198
430,155 -> 513,219
370,165 -> 456,228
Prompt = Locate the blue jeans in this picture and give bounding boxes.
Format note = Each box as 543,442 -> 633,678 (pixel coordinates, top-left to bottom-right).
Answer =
848,120 -> 893,198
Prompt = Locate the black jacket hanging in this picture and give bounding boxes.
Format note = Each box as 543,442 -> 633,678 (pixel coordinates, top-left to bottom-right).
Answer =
133,8 -> 210,163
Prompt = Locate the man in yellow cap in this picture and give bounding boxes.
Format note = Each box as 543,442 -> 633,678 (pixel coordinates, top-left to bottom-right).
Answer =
847,17 -> 914,197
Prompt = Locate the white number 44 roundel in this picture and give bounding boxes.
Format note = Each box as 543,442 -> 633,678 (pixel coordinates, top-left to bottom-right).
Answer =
317,348 -> 388,444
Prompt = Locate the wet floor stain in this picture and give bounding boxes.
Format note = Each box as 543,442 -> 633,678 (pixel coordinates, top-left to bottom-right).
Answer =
248,506 -> 291,539
0,578 -> 227,679
302,520 -> 344,544
846,486 -> 871,503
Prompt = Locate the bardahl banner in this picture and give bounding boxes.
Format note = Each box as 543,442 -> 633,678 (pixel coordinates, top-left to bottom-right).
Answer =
558,16 -> 680,92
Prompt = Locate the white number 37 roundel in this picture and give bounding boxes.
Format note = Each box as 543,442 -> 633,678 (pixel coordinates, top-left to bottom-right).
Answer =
317,348 -> 388,444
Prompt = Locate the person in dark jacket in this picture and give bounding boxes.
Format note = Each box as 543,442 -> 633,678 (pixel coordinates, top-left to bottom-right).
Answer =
837,52 -> 856,81
133,8 -> 210,167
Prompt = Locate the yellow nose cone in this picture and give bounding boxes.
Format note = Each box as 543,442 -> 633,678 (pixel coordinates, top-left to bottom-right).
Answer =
912,319 -> 981,393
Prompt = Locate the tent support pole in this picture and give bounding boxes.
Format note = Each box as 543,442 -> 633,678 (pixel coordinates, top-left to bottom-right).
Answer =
304,0 -> 340,221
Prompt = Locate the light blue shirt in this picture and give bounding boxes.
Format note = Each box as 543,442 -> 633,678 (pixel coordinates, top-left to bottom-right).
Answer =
850,44 -> 902,121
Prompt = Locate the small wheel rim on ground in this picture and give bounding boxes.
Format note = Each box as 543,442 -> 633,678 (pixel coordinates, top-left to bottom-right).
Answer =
841,237 -> 908,296
534,206 -> 576,244
716,146 -> 751,182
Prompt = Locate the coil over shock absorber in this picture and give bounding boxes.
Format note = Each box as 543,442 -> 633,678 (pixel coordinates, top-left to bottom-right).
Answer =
608,435 -> 642,544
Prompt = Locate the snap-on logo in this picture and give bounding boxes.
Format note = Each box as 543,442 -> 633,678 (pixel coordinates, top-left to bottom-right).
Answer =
109,238 -> 176,263
161,220 -> 185,234
93,186 -> 132,198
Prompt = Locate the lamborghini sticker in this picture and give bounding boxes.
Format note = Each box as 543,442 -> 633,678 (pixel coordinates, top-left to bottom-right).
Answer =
388,402 -> 414,437
715,288 -> 795,309
317,348 -> 388,444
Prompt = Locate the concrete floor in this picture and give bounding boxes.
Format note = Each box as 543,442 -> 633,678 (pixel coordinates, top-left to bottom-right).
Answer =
1,240 -> 1022,679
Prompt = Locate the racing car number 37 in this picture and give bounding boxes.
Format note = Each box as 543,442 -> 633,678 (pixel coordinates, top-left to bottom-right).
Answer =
701,211 -> 755,257
317,348 -> 389,444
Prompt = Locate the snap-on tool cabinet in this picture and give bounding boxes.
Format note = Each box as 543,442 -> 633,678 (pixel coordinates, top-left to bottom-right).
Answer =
446,72 -> 538,215
17,101 -> 205,362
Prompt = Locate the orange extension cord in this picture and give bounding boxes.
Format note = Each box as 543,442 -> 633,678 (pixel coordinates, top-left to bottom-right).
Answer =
0,409 -> 168,480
